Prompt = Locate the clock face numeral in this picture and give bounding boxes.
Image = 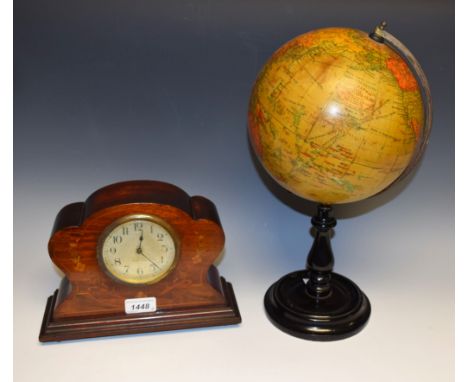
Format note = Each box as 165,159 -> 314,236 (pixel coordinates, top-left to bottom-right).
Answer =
100,217 -> 177,285
134,222 -> 143,231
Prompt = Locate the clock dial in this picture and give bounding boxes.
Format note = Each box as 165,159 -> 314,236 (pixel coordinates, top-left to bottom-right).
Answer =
99,216 -> 178,285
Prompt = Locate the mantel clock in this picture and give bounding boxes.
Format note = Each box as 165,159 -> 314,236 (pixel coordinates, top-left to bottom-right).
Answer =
39,180 -> 241,342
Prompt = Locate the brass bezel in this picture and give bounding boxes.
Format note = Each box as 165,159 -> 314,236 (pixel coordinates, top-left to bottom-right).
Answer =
97,214 -> 180,286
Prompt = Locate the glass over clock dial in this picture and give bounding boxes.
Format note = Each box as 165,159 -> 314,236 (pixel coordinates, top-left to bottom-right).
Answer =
98,215 -> 178,285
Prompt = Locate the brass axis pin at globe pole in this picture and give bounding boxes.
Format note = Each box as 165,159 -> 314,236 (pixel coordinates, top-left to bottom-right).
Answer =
378,21 -> 387,30
370,21 -> 388,43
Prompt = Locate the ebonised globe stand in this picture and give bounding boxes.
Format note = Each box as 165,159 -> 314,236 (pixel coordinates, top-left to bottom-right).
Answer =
264,204 -> 371,341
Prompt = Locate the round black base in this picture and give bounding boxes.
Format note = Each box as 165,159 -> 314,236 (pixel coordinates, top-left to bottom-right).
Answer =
264,270 -> 371,341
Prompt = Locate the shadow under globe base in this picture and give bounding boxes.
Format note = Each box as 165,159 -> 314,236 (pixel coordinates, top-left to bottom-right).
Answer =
264,204 -> 371,341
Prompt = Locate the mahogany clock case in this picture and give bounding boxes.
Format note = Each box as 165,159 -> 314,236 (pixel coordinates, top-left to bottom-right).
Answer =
39,180 -> 241,342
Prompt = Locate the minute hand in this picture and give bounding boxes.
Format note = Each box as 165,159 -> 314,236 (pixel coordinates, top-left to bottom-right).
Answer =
139,250 -> 161,270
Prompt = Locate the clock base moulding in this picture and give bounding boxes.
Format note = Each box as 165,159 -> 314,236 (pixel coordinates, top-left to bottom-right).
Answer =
39,274 -> 241,342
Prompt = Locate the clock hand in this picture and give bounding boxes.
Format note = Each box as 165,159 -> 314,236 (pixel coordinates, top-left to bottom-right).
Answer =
135,230 -> 161,269
137,230 -> 143,252
139,231 -> 143,248
139,250 -> 161,269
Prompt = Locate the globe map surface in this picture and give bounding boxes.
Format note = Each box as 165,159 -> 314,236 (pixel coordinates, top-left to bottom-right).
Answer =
248,28 -> 425,204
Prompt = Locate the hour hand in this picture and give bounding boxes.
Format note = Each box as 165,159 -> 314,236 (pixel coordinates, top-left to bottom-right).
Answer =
136,231 -> 144,253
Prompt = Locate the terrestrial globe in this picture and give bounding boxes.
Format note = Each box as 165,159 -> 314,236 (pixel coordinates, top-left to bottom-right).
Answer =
248,24 -> 431,341
248,25 -> 431,205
